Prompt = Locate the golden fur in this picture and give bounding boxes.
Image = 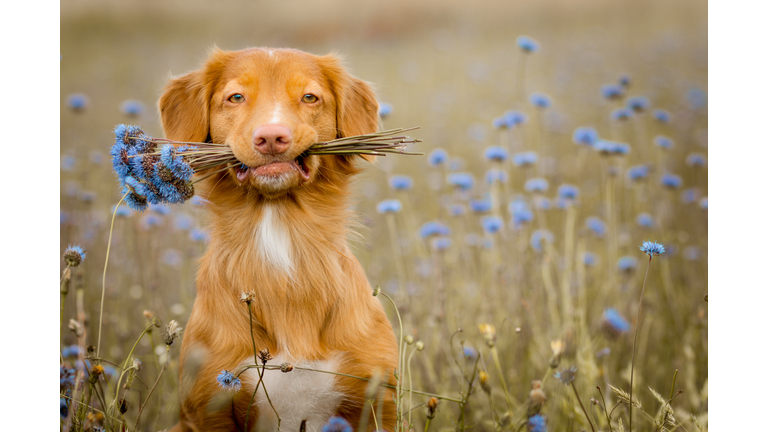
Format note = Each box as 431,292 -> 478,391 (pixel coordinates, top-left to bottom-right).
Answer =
160,47 -> 398,431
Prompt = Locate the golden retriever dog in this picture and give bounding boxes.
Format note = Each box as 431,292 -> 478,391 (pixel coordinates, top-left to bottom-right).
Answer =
159,47 -> 398,431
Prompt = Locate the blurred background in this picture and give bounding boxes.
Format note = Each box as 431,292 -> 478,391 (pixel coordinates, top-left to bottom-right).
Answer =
60,0 -> 707,430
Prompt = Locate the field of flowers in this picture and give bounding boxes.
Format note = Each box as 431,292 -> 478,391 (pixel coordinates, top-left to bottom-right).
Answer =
59,0 -> 707,430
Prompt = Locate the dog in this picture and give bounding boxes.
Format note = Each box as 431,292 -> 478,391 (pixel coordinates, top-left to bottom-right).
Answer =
159,47 -> 399,431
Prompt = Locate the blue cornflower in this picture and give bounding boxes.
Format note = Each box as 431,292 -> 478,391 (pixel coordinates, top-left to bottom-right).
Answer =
686,153 -> 707,167
512,207 -> 534,227
660,173 -> 682,189
603,308 -> 631,334
626,96 -> 650,112
61,155 -> 76,171
639,240 -> 665,257
613,143 -> 631,155
636,213 -> 654,228
619,74 -> 631,88
493,111 -> 527,129
90,151 -> 104,165
529,92 -> 552,109
517,35 -> 539,53
512,151 -> 538,167
654,136 -> 673,149
593,139 -> 629,156
140,213 -> 162,230
378,103 -> 393,118
463,346 -> 478,359
601,84 -> 624,100
63,245 -> 86,267
530,230 -> 554,252
627,165 -> 649,181
376,199 -> 402,213
160,144 -> 196,181
61,398 -> 68,419
528,414 -> 547,432
535,196 -> 551,210
149,204 -> 172,215
60,366 -> 76,388
427,148 -> 448,167
481,216 -> 503,234
61,345 -> 80,358
389,175 -> 413,190
485,168 -> 508,184
611,108 -> 633,121
582,251 -> 597,266
699,197 -> 708,210
525,178 -> 548,193
684,246 -> 701,261
618,256 -> 638,272
681,188 -> 698,204
653,109 -> 671,123
470,198 -> 493,214
190,228 -> 210,242
322,416 -> 353,432
175,214 -> 194,230
447,173 -> 474,191
67,93 -> 89,111
419,221 -> 451,239
121,100 -> 145,116
216,370 -> 242,392
558,184 -> 579,201
60,210 -> 69,225
162,249 -> 183,267
431,237 -> 452,251
484,146 -> 509,162
449,204 -> 466,216
585,217 -> 605,237
112,204 -> 132,217
554,366 -> 577,385
687,88 -> 707,109
572,127 -> 599,146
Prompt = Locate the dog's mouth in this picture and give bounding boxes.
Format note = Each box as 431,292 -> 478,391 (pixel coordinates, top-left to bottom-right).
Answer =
235,153 -> 311,183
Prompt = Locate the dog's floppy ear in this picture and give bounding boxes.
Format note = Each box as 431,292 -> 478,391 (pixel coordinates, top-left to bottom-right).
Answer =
159,48 -> 232,142
318,54 -> 379,139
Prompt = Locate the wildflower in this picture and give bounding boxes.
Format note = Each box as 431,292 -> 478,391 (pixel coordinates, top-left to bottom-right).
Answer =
582,251 -> 597,266
427,148 -> 448,166
279,362 -> 294,373
61,155 -> 76,171
419,221 -> 451,239
478,324 -> 497,347
68,319 -> 83,337
415,341 -> 425,351
527,381 -> 547,417
376,199 -> 402,214
639,240 -> 665,257
602,308 -> 631,336
654,135 -> 673,149
149,203 -> 172,215
513,151 -> 538,167
60,365 -> 76,388
534,196 -> 551,210
378,103 -> 393,119
549,340 -> 565,368
216,370 -> 242,392
470,198 -> 493,214
686,153 -> 707,167
431,237 -> 452,251
449,204 -> 466,216
619,74 -> 631,88
627,165 -> 649,182
389,175 -> 413,190
61,398 -> 69,419
478,370 -> 491,394
684,246 -> 701,261
601,84 -> 624,100
463,346 -> 478,359
626,96 -> 650,112
447,173 -> 474,191
175,214 -> 194,230
481,216 -> 503,234
553,366 -> 577,385
140,213 -> 163,230
528,414 -> 547,432
239,291 -> 255,304
531,230 -> 554,252
63,245 -> 86,267
529,92 -> 551,109
593,139 -> 629,156
258,348 -> 273,364
163,320 -> 183,345
322,416 -> 353,432
190,228 -> 209,242
585,216 -> 606,237
618,256 -> 638,272
558,184 -> 579,201
660,173 -> 682,189
699,197 -> 708,209
512,206 -> 534,227
611,108 -> 633,121
687,88 -> 707,109
517,35 -> 539,53
636,213 -> 654,228
653,109 -> 671,123
62,345 -> 80,358
524,178 -> 548,193
681,188 -> 699,204
121,100 -> 145,116
572,127 -> 598,146
485,168 -> 508,184
493,110 -> 528,129
427,397 -> 440,419
484,146 -> 509,162
67,93 -> 89,111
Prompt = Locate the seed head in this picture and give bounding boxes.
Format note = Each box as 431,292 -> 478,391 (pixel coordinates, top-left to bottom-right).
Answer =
478,323 -> 497,347
372,286 -> 381,297
68,319 -> 83,337
239,291 -> 255,304
554,366 -> 577,385
415,341 -> 425,351
63,245 -> 86,267
163,320 -> 183,345
280,362 -> 294,373
404,335 -> 414,345
479,370 -> 491,394
258,348 -> 273,364
427,397 -> 440,419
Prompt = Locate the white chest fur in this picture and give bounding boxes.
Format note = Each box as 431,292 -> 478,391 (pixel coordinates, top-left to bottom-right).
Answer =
240,353 -> 343,432
254,204 -> 294,274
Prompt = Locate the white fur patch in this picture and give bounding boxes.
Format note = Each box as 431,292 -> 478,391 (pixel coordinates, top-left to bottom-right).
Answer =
269,105 -> 284,125
254,204 -> 293,273
240,354 -> 343,432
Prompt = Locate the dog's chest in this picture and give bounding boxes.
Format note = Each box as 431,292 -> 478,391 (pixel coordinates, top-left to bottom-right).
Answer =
240,353 -> 343,432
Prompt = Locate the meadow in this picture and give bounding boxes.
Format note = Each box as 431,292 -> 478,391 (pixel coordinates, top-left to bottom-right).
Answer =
60,0 -> 708,430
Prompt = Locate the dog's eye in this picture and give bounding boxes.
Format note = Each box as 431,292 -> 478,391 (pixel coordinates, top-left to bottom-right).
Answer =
228,94 -> 245,103
302,94 -> 318,103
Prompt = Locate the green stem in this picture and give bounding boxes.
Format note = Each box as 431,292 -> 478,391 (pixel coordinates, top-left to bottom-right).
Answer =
597,386 -> 613,432
112,322 -> 155,408
98,192 -> 127,358
134,345 -> 170,432
630,256 -> 653,432
378,290 -> 405,430
571,382 -> 596,432
491,346 -> 517,411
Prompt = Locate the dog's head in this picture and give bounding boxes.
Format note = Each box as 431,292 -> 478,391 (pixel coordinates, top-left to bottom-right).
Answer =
159,47 -> 378,199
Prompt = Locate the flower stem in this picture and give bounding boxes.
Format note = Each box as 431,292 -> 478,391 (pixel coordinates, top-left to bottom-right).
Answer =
134,345 -> 170,432
629,256 -> 653,432
571,382 -> 596,432
97,192 -> 127,358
